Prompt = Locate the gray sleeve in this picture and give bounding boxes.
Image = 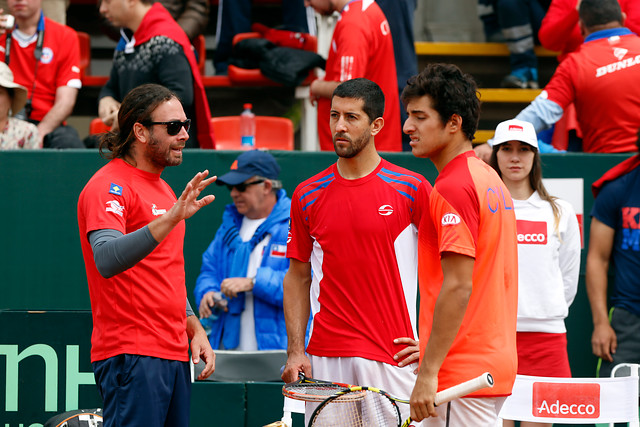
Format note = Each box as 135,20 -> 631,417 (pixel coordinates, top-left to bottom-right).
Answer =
89,227 -> 158,279
90,228 -> 194,318
186,298 -> 195,317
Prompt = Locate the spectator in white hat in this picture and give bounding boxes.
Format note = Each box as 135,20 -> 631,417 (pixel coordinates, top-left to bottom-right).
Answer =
488,119 -> 581,427
0,62 -> 39,149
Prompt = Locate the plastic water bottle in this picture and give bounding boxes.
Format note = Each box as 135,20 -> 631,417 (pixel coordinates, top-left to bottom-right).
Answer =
199,291 -> 228,336
240,103 -> 256,148
200,311 -> 220,336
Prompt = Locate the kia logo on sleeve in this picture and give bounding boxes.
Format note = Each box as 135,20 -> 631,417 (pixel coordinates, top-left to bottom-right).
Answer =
441,213 -> 461,226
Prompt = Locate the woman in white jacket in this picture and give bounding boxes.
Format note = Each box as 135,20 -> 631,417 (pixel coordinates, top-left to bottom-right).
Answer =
488,119 -> 581,427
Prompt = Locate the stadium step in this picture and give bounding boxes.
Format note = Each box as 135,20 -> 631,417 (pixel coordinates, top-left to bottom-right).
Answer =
415,42 -> 558,140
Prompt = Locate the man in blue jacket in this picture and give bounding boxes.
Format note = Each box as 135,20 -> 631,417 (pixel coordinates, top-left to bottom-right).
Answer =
195,150 -> 291,350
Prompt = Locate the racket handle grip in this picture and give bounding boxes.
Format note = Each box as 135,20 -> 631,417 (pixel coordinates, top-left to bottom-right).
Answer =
281,410 -> 292,427
434,372 -> 494,406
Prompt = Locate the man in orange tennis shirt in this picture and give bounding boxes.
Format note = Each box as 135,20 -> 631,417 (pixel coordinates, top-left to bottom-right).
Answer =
402,63 -> 518,425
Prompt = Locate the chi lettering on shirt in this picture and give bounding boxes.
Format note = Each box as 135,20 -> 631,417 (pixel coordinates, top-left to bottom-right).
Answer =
78,158 -> 188,363
287,159 -> 430,365
417,151 -> 518,396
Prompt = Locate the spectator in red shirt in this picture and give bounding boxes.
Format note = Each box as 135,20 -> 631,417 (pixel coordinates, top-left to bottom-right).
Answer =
0,0 -> 84,148
305,0 -> 402,152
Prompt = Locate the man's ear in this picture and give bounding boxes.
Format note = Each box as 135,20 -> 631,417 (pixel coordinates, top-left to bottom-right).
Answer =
133,122 -> 148,144
371,117 -> 384,136
448,114 -> 462,133
578,19 -> 587,38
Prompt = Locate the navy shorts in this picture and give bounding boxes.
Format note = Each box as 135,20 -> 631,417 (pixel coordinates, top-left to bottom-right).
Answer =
93,354 -> 191,427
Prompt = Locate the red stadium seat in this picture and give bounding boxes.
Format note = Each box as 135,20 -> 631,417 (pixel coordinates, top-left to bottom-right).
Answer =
211,116 -> 294,150
227,30 -> 317,86
77,31 -> 109,87
77,31 -> 90,79
89,118 -> 111,135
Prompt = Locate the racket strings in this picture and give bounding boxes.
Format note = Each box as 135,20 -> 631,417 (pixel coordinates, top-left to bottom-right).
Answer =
310,390 -> 401,427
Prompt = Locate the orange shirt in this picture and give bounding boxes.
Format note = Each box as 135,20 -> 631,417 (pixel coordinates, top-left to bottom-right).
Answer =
418,151 -> 518,396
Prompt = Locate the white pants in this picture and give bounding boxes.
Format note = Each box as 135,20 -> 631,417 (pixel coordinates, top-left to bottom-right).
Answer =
307,355 -> 421,425
422,396 -> 506,427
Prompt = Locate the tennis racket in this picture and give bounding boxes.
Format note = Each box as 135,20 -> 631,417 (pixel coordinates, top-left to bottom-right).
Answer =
308,372 -> 494,427
283,373 -> 355,402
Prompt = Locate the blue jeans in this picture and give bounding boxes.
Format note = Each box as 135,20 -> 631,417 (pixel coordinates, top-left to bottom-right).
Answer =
478,0 -> 547,70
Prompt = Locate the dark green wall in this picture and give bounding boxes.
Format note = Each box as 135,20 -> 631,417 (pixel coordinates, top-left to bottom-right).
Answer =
0,310 -> 296,426
0,150 -> 632,382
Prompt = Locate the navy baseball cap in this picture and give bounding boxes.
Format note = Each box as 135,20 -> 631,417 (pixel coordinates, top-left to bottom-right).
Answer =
216,150 -> 281,186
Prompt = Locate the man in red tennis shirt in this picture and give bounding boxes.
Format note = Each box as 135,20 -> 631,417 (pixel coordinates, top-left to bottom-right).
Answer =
403,64 -> 518,425
516,0 -> 640,153
305,0 -> 402,152
78,84 -> 215,426
0,0 -> 84,148
282,78 -> 430,423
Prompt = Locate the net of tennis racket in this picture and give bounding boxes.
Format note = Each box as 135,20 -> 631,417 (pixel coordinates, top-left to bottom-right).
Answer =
308,372 -> 494,427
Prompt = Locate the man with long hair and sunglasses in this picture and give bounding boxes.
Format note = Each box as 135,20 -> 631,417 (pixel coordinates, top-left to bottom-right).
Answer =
194,149 -> 292,352
77,83 -> 216,426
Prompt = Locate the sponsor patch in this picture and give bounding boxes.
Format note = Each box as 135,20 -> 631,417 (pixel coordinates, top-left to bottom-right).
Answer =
516,220 -> 547,245
40,47 -> 53,64
441,213 -> 460,226
380,20 -> 390,36
109,183 -> 123,196
151,204 -> 166,216
105,200 -> 124,217
614,47 -> 628,61
378,204 -> 394,216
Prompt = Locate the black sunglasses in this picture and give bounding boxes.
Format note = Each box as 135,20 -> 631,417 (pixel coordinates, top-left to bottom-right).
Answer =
226,179 -> 265,192
143,119 -> 191,136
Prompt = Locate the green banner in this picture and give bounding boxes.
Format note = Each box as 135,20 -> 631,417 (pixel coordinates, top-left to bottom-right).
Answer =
0,311 -> 101,426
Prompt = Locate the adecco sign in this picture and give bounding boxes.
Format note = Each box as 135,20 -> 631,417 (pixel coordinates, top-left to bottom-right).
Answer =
0,311 -> 102,426
532,382 -> 600,418
500,373 -> 638,424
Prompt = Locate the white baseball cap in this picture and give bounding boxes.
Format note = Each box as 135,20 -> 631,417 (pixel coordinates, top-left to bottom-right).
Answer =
490,119 -> 538,149
0,62 -> 27,115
